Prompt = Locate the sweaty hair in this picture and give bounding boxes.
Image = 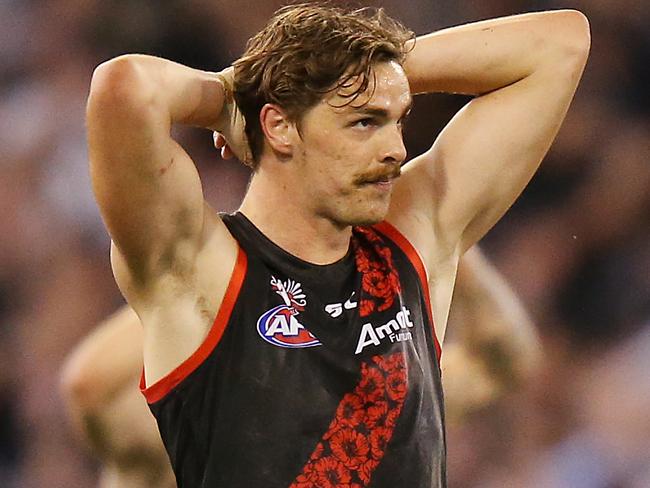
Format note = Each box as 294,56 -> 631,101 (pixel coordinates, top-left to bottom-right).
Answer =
232,3 -> 414,168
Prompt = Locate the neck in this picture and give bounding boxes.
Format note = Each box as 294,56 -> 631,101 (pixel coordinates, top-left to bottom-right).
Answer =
239,167 -> 351,265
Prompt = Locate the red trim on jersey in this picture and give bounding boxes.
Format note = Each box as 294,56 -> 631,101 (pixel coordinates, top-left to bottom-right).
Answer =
140,248 -> 248,404
373,221 -> 441,362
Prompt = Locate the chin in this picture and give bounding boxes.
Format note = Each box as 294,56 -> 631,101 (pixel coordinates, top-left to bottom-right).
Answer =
320,192 -> 391,228
338,204 -> 389,227
350,214 -> 384,227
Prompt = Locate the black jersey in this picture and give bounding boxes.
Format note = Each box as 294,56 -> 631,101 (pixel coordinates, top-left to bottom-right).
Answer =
141,212 -> 446,488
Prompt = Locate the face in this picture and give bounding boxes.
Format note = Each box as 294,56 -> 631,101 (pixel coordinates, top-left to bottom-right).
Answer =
290,60 -> 411,227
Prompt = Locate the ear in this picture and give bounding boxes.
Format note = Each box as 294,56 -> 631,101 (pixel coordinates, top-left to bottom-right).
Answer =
259,103 -> 295,158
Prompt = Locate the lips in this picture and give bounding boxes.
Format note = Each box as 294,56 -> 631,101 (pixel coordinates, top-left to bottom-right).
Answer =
357,167 -> 401,186
359,179 -> 394,193
369,177 -> 392,184
362,176 -> 396,188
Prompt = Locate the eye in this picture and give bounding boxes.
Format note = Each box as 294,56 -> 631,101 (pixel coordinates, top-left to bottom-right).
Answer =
352,117 -> 375,128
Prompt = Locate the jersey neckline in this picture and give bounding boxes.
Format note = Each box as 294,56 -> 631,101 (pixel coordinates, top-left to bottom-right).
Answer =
233,211 -> 356,270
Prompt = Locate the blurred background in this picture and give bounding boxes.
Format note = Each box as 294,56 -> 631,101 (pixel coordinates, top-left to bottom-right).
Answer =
0,0 -> 648,486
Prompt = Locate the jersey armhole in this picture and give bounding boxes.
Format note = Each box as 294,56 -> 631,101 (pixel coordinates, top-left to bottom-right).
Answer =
140,247 -> 248,404
373,221 -> 442,362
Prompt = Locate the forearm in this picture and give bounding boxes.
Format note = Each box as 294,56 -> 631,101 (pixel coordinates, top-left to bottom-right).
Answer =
60,306 -> 143,410
67,377 -> 171,484
443,248 -> 539,423
61,308 -> 172,484
89,54 -> 225,129
451,247 -> 541,384
405,10 -> 590,96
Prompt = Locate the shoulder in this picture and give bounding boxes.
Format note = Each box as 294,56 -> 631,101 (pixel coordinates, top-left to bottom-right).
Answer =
386,146 -> 467,259
112,207 -> 239,311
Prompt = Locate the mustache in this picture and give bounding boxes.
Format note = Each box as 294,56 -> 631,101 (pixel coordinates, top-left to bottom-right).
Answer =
355,165 -> 402,185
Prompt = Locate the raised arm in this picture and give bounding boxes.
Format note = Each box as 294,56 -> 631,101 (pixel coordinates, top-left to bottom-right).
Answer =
87,55 -> 229,286
390,10 -> 590,257
88,56 -> 247,383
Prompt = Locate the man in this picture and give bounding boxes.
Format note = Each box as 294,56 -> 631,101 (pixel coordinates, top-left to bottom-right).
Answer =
60,247 -> 539,487
86,4 -> 589,487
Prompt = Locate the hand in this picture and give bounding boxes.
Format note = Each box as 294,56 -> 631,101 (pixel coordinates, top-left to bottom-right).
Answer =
213,131 -> 235,160
213,67 -> 253,166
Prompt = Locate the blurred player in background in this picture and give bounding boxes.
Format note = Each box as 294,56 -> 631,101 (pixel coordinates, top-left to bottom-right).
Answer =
60,306 -> 175,488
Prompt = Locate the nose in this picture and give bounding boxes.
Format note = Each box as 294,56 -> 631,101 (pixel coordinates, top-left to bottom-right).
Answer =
379,125 -> 407,165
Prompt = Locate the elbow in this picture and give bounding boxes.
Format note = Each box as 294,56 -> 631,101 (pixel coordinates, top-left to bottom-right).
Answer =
564,10 -> 591,58
87,55 -> 153,115
508,327 -> 543,386
531,10 -> 590,81
551,10 -> 591,63
91,55 -> 144,92
59,354 -> 101,414
89,56 -> 135,99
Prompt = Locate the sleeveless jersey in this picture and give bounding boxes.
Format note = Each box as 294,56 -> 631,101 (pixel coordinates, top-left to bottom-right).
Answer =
141,212 -> 446,487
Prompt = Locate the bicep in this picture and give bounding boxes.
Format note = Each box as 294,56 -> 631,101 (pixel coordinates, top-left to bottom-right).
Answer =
394,59 -> 585,255
87,62 -> 205,279
434,72 -> 568,250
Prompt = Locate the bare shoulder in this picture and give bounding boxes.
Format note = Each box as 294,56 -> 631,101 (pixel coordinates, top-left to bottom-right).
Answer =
385,152 -> 461,343
112,206 -> 238,303
113,206 -> 240,385
385,151 -> 455,270
195,207 -> 241,304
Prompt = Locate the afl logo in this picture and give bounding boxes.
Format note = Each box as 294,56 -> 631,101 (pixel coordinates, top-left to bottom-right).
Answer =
257,276 -> 321,349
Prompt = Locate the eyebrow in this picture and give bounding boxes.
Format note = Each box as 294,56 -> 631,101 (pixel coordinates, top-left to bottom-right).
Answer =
353,101 -> 413,120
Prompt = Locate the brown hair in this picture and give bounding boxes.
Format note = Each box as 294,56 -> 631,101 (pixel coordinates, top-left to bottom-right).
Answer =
233,3 -> 414,168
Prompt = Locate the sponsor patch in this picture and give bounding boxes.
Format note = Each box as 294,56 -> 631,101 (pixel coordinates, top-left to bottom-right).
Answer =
257,276 -> 321,348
